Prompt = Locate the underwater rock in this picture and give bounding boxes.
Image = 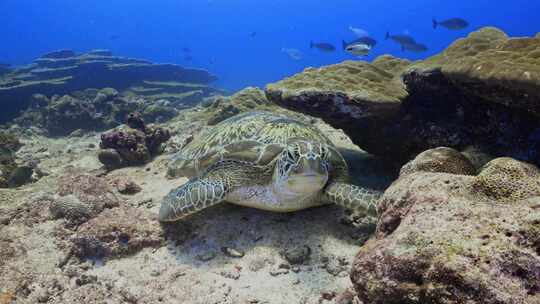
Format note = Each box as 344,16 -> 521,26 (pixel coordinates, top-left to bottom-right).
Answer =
283,245 -> 312,265
350,152 -> 540,303
47,282 -> 135,304
49,195 -> 92,227
266,58 -> 408,159
0,131 -> 27,188
99,112 -> 170,167
57,171 -> 121,216
0,49 -> 221,123
109,177 -> 142,195
7,165 -> 34,188
413,27 -> 540,115
125,111 -> 146,131
267,28 -> 540,167
97,149 -> 123,170
399,146 -> 476,176
71,206 -> 163,261
99,128 -> 151,165
4,171 -> 120,227
203,86 -> 306,126
205,87 -> 271,125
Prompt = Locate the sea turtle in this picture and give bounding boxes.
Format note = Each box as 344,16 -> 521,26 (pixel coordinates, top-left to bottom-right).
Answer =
159,111 -> 381,222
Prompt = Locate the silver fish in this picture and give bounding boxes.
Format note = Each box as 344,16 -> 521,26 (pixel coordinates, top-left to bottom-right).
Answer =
342,40 -> 371,56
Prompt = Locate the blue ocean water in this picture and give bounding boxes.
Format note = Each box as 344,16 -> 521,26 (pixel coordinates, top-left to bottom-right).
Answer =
1,0 -> 539,91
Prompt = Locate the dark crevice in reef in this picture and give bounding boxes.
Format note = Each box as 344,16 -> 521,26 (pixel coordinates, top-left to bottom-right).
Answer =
399,68 -> 540,167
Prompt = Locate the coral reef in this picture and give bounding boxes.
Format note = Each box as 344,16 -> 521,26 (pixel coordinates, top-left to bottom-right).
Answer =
267,27 -> 540,167
0,49 -> 222,123
99,112 -> 171,168
14,87 -> 177,136
349,148 -> 540,303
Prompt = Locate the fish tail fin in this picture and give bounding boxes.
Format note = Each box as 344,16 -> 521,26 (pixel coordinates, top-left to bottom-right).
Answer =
432,18 -> 437,29
342,40 -> 347,50
385,32 -> 389,40
310,41 -> 313,49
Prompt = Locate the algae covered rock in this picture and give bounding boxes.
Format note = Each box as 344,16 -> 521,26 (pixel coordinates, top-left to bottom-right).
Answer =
350,152 -> 540,304
98,112 -> 170,168
205,87 -> 277,125
266,59 -> 409,157
268,28 -> 540,167
472,157 -> 540,201
411,27 -> 540,115
0,131 -> 24,188
399,147 -> 476,176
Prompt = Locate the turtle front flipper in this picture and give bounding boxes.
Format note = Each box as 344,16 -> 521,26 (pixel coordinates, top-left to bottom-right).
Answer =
159,177 -> 229,222
159,159 -> 265,222
323,182 -> 381,217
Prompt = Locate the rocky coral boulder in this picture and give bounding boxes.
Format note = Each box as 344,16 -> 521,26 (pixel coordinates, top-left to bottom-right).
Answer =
399,146 -> 476,176
70,206 -> 163,261
98,112 -> 170,168
267,28 -> 540,167
266,58 -> 410,157
412,27 -> 540,115
0,131 -> 29,188
350,148 -> 540,304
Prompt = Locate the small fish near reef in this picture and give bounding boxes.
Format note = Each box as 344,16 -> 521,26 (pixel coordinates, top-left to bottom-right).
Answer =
433,18 -> 469,30
281,48 -> 303,60
310,41 -> 336,52
342,39 -> 372,57
348,26 -> 369,38
385,32 -> 416,46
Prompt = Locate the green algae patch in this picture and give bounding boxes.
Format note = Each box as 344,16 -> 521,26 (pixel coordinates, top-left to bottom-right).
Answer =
411,27 -> 540,115
266,58 -> 409,105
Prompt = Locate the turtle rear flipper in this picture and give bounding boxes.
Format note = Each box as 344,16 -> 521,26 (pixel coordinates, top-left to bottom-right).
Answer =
324,182 -> 381,217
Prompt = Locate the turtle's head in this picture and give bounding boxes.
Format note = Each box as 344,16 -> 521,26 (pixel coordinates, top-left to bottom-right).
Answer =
274,140 -> 330,194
